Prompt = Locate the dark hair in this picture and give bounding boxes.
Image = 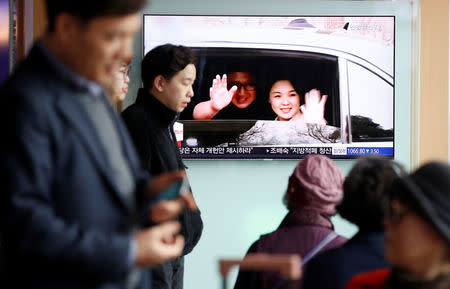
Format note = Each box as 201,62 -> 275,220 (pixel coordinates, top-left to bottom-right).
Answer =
337,157 -> 406,231
269,79 -> 298,94
141,44 -> 197,89
389,180 -> 426,220
224,62 -> 258,78
46,0 -> 147,31
265,71 -> 300,100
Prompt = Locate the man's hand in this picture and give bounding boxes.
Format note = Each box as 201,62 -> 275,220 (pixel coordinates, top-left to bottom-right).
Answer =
146,171 -> 199,223
149,193 -> 198,223
300,89 -> 328,125
134,221 -> 184,267
209,74 -> 237,112
147,170 -> 186,198
192,74 -> 237,120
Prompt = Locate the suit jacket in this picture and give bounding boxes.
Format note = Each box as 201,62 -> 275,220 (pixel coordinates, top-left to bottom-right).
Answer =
0,44 -> 150,289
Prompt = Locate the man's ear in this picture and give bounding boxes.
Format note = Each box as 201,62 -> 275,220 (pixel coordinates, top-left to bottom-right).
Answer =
153,75 -> 166,93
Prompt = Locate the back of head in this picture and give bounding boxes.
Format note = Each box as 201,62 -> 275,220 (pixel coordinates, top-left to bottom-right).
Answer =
46,0 -> 147,31
391,161 -> 450,244
338,157 -> 406,232
284,155 -> 344,215
141,44 -> 197,90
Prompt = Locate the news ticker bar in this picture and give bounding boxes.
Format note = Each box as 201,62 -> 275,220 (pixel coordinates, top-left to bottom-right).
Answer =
180,146 -> 394,158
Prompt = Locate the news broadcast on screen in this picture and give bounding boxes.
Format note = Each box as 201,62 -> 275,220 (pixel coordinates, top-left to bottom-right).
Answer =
143,15 -> 394,159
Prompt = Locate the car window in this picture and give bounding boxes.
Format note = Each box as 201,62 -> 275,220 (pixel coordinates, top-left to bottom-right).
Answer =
181,47 -> 341,127
347,61 -> 394,142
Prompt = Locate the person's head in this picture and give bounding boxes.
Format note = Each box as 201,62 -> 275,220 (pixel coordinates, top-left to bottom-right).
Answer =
283,155 -> 344,215
141,44 -> 197,112
105,60 -> 131,104
384,161 -> 450,278
44,0 -> 145,84
337,157 -> 406,232
227,71 -> 257,109
269,80 -> 301,121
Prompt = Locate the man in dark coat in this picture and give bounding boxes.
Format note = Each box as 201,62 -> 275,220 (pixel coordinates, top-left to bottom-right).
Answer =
0,1 -> 194,289
122,44 -> 203,289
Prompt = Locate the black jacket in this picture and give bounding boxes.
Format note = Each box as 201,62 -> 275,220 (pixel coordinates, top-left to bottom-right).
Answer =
122,88 -> 203,289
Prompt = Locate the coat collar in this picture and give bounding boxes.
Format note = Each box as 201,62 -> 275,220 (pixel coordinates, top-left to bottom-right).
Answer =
135,88 -> 178,126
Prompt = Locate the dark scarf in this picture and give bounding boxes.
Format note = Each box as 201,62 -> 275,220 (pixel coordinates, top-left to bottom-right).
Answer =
135,88 -> 178,126
279,208 -> 334,229
386,268 -> 450,289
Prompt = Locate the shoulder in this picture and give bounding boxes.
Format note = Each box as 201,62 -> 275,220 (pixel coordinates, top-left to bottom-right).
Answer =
121,103 -> 149,124
257,224 -> 325,244
309,244 -> 341,264
1,68 -> 60,127
303,240 -> 349,278
122,102 -> 145,116
255,229 -> 279,247
247,240 -> 259,254
3,50 -> 68,108
333,235 -> 348,247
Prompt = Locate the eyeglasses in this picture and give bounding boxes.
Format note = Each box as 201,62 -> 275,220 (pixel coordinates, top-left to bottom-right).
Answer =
227,82 -> 256,92
118,66 -> 131,81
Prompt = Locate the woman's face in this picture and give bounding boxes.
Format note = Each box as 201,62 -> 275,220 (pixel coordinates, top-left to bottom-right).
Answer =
269,80 -> 300,121
107,64 -> 130,103
384,200 -> 450,277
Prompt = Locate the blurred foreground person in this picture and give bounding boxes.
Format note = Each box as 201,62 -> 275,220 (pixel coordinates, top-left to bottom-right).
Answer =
346,161 -> 450,289
0,1 -> 195,289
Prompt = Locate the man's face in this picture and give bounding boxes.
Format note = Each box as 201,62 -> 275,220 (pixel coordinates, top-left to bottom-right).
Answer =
227,72 -> 256,109
63,13 -> 140,84
160,64 -> 196,112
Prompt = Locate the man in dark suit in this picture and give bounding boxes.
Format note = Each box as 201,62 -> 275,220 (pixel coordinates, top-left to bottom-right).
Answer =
0,1 -> 193,288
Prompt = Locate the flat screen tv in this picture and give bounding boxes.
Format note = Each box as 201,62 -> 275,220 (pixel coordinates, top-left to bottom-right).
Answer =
143,15 -> 395,159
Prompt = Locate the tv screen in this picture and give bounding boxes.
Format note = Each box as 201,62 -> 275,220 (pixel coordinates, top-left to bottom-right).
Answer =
143,15 -> 394,159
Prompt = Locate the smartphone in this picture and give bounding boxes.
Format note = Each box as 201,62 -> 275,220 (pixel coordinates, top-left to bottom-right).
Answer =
151,176 -> 190,204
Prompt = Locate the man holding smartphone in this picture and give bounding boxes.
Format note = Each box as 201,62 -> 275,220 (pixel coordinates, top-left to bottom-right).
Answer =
122,44 -> 203,289
0,1 -> 196,289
